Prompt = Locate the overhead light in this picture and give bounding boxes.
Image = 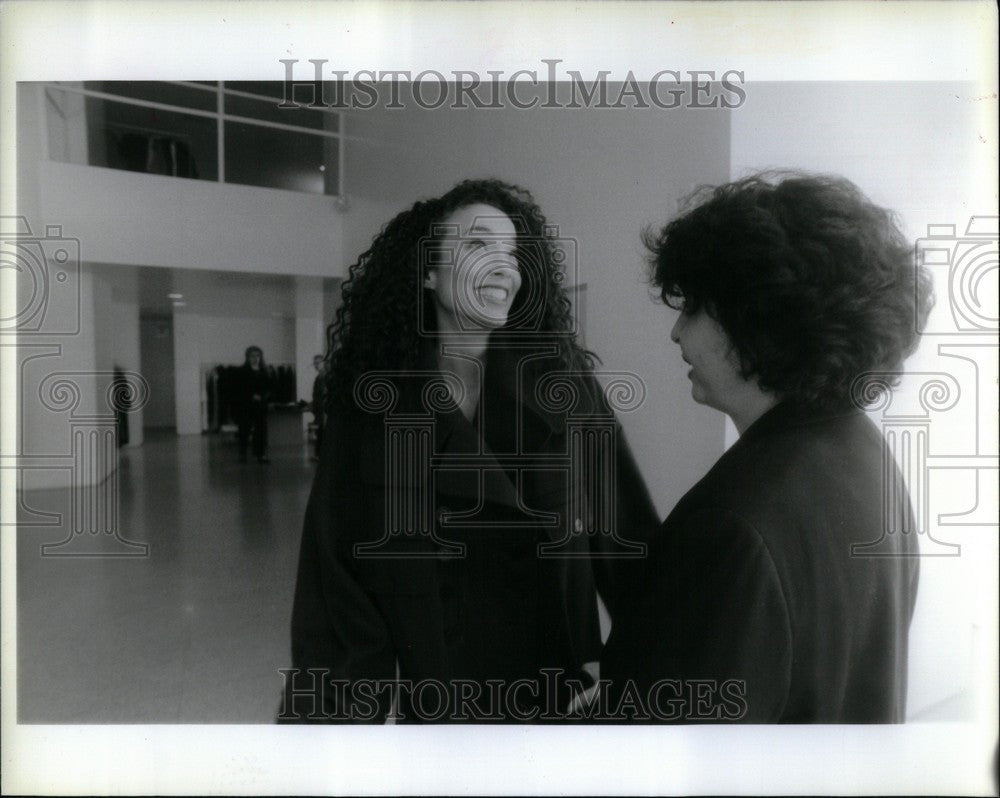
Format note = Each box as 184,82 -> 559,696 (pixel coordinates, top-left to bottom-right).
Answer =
168,292 -> 183,299
318,165 -> 326,172
172,301 -> 187,308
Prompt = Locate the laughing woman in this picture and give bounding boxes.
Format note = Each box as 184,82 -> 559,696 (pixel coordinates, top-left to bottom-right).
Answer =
282,179 -> 657,723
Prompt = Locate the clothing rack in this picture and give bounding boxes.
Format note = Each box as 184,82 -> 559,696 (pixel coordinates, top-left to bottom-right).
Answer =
201,361 -> 296,432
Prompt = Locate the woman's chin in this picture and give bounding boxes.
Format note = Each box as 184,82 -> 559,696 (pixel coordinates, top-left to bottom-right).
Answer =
465,310 -> 510,330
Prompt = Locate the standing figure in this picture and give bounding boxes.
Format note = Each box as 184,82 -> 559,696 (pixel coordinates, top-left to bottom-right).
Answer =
235,345 -> 271,464
310,354 -> 327,462
602,173 -> 935,723
282,179 -> 657,723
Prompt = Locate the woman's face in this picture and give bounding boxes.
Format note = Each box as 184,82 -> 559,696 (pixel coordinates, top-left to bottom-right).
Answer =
248,350 -> 261,368
670,306 -> 747,414
424,203 -> 522,333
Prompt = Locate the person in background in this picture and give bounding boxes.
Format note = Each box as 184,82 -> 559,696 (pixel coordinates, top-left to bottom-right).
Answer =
310,354 -> 327,462
602,172 -> 934,723
235,345 -> 271,464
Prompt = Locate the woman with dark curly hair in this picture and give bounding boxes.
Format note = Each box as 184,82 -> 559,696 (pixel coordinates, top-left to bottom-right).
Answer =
283,179 -> 657,723
602,172 -> 934,723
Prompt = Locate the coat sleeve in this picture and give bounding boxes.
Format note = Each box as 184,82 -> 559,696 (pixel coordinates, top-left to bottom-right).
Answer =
606,506 -> 793,723
576,372 -> 660,623
589,421 -> 659,622
279,411 -> 397,723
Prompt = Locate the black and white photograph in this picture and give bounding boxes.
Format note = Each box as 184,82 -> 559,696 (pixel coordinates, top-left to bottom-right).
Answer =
1,1 -> 997,794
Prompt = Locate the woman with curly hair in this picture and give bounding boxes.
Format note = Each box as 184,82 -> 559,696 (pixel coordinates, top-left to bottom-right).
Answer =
283,178 -> 657,723
601,172 -> 934,723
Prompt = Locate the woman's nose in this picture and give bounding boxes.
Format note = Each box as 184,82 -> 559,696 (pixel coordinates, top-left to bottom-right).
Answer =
670,313 -> 683,344
488,261 -> 519,284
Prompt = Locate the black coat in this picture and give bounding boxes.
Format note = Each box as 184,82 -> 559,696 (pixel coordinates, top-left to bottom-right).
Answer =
601,401 -> 919,723
284,344 -> 658,723
233,364 -> 271,414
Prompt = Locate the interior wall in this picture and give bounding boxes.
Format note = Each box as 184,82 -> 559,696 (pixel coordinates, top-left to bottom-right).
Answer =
342,84 -> 732,517
109,268 -> 144,445
17,265 -> 116,491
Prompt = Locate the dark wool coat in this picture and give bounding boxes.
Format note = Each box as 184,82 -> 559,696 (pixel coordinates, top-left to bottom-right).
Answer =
601,401 -> 919,723
284,344 -> 658,723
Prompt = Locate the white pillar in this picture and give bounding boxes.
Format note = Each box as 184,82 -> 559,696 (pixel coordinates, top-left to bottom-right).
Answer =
16,264 -> 118,490
110,268 -> 144,446
171,306 -> 201,436
294,276 -> 326,437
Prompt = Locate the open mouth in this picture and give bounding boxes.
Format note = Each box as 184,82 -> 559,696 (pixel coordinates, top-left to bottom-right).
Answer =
476,285 -> 510,304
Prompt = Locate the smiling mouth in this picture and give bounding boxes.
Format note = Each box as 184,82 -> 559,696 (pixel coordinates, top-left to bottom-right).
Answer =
476,285 -> 510,303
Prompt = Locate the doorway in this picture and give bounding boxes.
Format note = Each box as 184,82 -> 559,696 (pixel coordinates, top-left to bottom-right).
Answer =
139,314 -> 177,431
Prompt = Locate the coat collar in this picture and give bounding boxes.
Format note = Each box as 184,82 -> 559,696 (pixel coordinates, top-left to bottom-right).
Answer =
358,338 -> 579,512
737,400 -> 864,447
416,336 -> 575,441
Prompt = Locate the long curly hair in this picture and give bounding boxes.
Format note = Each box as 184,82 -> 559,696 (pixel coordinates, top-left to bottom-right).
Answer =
325,178 -> 594,408
644,172 -> 935,408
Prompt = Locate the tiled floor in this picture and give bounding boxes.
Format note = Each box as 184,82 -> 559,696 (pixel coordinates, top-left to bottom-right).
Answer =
17,411 -> 312,723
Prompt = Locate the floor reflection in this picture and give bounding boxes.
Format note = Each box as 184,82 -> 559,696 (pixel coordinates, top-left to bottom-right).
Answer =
17,409 -> 313,722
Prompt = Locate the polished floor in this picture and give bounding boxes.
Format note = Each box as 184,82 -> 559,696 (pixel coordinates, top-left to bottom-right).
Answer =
17,410 -> 312,723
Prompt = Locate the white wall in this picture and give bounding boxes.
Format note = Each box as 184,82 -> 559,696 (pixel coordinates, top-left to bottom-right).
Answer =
294,276 -> 326,436
343,84 -> 732,516
730,81 -> 998,721
17,265 -> 117,491
109,267 -> 144,445
34,160 -> 348,278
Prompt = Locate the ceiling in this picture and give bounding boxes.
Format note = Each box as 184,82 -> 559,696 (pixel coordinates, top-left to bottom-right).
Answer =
132,265 -> 298,316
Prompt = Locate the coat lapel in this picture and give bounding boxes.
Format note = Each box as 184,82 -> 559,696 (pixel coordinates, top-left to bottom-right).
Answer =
362,341 -> 577,515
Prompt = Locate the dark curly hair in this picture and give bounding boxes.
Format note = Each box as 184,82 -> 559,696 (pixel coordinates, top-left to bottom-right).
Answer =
644,172 -> 934,408
326,178 -> 594,407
